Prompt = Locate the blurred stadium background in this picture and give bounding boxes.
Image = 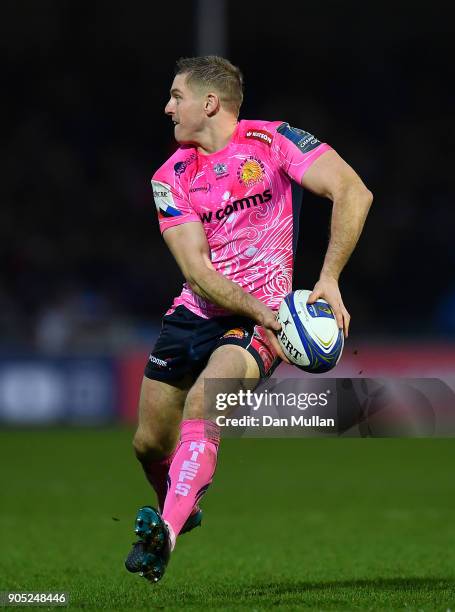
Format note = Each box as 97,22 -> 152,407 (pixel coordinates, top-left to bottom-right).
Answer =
1,2 -> 455,609
1,0 -> 454,426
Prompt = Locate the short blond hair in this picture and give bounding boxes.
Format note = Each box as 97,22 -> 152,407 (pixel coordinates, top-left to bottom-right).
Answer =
176,55 -> 244,116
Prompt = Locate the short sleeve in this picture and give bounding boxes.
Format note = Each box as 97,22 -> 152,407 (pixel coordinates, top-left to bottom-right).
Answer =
271,122 -> 332,184
151,179 -> 200,234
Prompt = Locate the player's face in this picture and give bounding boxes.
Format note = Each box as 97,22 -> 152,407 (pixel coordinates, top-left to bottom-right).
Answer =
165,74 -> 207,144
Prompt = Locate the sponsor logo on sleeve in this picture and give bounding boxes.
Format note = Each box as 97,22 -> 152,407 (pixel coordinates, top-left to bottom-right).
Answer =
174,152 -> 197,176
245,129 -> 273,146
151,180 -> 183,218
237,156 -> 265,186
277,122 -> 321,153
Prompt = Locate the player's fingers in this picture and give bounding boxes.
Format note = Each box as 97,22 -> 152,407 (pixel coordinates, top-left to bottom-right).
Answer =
269,318 -> 282,332
266,329 -> 291,363
343,308 -> 351,338
273,337 -> 290,363
274,340 -> 291,364
307,289 -> 321,304
332,303 -> 344,331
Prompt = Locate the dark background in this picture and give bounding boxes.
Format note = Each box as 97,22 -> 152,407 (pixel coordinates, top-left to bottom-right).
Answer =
1,9 -> 455,606
2,0 -> 454,351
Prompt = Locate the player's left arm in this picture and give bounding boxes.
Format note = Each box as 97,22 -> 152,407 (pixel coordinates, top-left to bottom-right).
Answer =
301,149 -> 373,337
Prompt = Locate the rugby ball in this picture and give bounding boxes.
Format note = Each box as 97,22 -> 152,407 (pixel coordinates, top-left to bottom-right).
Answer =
277,289 -> 344,373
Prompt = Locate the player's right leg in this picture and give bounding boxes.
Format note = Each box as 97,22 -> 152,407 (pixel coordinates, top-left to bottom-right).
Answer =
133,375 -> 190,510
126,376 -> 191,577
125,305 -> 212,580
133,376 -> 203,528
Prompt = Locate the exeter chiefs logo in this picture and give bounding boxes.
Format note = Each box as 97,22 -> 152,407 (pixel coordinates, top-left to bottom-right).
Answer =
222,328 -> 248,340
151,180 -> 182,218
237,157 -> 265,186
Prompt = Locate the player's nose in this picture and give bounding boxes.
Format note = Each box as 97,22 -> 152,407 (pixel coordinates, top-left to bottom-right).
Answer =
164,98 -> 174,115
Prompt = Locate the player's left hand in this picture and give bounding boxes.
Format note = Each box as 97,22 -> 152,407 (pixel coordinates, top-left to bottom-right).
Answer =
307,276 -> 350,338
258,308 -> 291,363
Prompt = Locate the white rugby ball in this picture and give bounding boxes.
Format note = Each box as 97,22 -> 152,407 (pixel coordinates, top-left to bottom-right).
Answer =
277,289 -> 344,373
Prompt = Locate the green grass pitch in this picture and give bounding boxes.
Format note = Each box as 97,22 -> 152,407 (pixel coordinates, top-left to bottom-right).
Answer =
1,429 -> 454,610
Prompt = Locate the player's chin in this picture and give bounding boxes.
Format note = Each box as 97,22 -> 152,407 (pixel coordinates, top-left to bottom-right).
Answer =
174,127 -> 195,145
174,125 -> 186,143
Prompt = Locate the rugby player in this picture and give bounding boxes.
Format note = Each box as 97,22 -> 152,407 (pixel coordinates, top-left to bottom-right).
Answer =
125,56 -> 373,582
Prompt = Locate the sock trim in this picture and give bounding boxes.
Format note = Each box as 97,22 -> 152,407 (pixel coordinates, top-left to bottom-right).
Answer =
180,418 -> 221,445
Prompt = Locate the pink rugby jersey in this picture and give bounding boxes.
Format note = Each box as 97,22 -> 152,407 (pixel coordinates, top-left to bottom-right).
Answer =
151,120 -> 332,319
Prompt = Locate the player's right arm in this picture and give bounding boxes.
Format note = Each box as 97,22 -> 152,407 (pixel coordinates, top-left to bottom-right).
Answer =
162,221 -> 289,362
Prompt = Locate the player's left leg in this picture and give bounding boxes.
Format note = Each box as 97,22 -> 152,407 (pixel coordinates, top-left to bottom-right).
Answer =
161,345 -> 260,548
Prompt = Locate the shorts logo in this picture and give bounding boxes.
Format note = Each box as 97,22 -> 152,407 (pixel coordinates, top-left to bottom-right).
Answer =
223,327 -> 248,340
245,129 -> 273,146
149,354 -> 168,368
237,157 -> 265,186
174,153 -> 197,176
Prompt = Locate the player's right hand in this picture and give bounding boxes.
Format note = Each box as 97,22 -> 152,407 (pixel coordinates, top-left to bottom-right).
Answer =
307,276 -> 350,338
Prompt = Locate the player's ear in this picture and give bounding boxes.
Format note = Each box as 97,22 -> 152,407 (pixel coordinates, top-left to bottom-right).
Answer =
205,92 -> 220,116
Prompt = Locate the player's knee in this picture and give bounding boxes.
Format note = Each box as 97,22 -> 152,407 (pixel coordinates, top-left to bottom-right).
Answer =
132,430 -> 174,463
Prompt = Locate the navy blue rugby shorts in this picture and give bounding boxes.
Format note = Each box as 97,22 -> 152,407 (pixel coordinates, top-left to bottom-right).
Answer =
144,305 -> 280,382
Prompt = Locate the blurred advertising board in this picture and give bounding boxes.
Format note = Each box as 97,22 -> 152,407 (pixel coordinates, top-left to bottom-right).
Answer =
1,344 -> 453,427
0,357 -> 118,425
117,344 -> 455,424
